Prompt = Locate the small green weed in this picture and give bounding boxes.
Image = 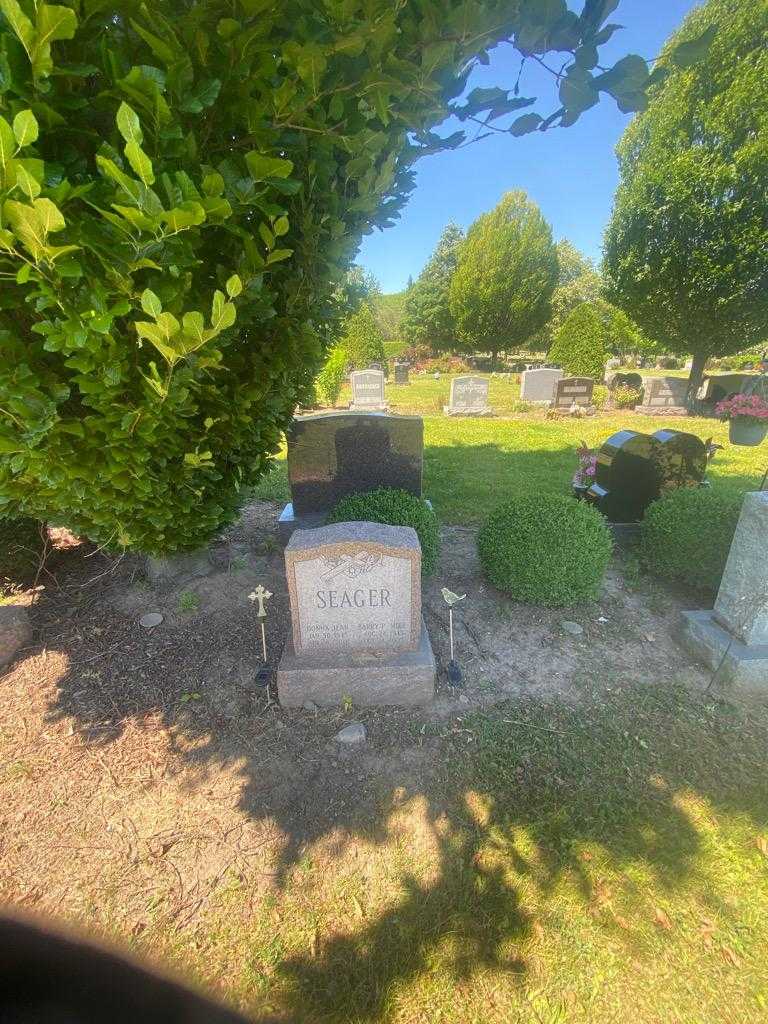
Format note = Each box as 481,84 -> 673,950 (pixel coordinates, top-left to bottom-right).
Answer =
178,591 -> 200,613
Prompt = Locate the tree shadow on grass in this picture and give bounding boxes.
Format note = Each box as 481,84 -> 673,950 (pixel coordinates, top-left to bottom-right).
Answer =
270,685 -> 768,1021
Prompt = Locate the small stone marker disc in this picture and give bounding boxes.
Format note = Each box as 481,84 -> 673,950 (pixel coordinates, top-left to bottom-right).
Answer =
139,612 -> 164,629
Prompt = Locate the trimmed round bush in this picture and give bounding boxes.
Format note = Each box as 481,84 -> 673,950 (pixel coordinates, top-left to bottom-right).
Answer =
613,384 -> 642,409
640,487 -> 742,591
327,488 -> 440,575
477,494 -> 612,606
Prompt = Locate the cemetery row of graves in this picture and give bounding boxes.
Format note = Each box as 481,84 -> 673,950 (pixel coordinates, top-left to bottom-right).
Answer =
2,370 -> 768,1022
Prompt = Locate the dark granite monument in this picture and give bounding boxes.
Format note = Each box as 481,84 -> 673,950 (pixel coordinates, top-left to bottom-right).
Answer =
278,411 -> 423,542
587,428 -> 707,523
608,371 -> 643,392
553,376 -> 595,409
394,362 -> 409,385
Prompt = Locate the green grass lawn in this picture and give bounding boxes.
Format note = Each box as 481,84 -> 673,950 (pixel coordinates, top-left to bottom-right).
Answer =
253,374 -> 765,523
165,683 -> 768,1023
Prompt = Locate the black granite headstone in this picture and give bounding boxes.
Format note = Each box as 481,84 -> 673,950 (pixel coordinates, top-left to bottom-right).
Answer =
608,372 -> 643,391
394,362 -> 409,384
278,412 -> 423,540
587,428 -> 707,523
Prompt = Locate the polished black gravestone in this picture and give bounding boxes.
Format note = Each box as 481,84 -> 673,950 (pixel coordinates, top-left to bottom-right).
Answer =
608,371 -> 643,391
278,411 -> 423,542
587,428 -> 707,526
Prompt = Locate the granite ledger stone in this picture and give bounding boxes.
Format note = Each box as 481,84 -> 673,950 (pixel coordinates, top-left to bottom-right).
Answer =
278,522 -> 436,706
278,412 -> 424,541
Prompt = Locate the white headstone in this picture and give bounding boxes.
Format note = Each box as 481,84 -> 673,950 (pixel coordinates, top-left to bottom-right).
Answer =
444,376 -> 492,416
350,369 -> 387,411
520,367 -> 563,403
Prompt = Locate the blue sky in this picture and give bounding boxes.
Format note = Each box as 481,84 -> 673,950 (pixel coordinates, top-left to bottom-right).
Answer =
358,0 -> 701,293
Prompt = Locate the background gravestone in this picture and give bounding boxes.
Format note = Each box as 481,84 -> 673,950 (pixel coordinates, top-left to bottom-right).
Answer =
587,428 -> 707,523
278,412 -> 423,541
552,377 -> 594,409
608,371 -> 643,392
350,369 -> 388,411
520,367 -> 563,403
636,376 -> 689,415
278,522 -> 436,706
444,376 -> 492,416
394,362 -> 409,385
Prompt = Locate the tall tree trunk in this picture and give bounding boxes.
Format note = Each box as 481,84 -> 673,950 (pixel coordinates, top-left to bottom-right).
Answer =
686,350 -> 708,409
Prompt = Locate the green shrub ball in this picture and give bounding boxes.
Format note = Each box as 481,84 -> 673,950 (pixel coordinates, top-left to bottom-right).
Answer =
478,494 -> 612,606
640,487 -> 742,591
327,488 -> 440,575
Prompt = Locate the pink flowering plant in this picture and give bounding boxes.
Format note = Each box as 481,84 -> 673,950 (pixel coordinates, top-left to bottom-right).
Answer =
574,441 -> 598,488
715,394 -> 768,424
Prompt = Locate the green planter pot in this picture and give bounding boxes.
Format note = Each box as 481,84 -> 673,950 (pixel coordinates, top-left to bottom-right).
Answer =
729,419 -> 768,446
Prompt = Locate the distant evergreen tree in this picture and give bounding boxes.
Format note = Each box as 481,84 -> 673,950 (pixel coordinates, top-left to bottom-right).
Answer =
450,192 -> 558,366
548,302 -> 608,382
341,303 -> 386,369
401,223 -> 465,353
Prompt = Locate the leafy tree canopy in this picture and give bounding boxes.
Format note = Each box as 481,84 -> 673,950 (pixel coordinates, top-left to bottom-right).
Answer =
603,0 -> 768,390
401,222 -> 465,353
450,191 -> 558,360
555,239 -> 595,286
0,0 -> 713,553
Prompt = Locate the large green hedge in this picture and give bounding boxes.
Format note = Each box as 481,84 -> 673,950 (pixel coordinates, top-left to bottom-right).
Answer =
0,1 -> 687,554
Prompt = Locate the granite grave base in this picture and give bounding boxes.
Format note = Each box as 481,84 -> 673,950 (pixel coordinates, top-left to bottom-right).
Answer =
633,405 -> 688,416
278,617 -> 436,707
442,406 -> 494,417
681,610 -> 768,692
